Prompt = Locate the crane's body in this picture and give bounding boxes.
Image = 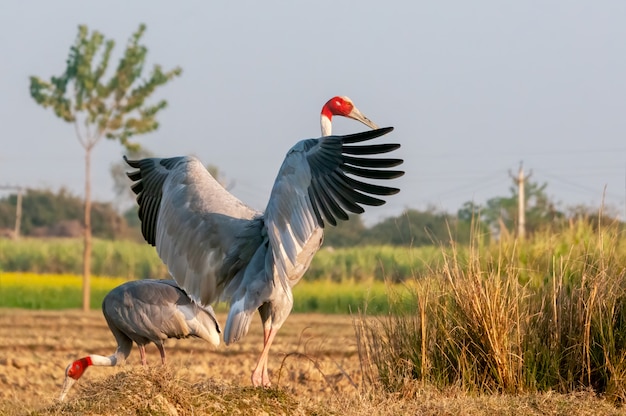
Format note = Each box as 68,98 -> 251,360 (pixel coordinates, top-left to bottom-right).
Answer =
59,279 -> 221,401
103,279 -> 221,354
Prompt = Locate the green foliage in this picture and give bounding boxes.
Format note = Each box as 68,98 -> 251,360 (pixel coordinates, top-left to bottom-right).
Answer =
357,220 -> 626,401
0,188 -> 136,239
367,208 -> 477,246
463,178 -> 568,237
0,238 -> 166,278
29,24 -> 182,150
323,214 -> 367,247
321,207 -> 482,248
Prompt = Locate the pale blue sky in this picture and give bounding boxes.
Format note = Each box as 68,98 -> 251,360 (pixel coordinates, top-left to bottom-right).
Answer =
1,1 -> 625,223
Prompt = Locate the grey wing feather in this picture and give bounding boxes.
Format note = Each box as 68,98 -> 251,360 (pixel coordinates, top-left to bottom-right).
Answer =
125,157 -> 260,306
264,127 -> 404,290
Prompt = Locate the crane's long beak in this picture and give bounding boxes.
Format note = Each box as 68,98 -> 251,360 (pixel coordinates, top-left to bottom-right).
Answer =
348,107 -> 379,130
58,375 -> 75,402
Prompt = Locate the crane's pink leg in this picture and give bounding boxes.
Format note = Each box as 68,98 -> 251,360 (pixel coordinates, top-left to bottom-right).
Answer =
263,326 -> 271,344
156,344 -> 166,365
260,326 -> 271,382
139,345 -> 147,365
252,327 -> 278,387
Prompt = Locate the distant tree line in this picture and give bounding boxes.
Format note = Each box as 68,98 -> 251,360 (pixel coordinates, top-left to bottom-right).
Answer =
0,177 -> 620,246
325,179 -> 622,247
0,188 -> 140,240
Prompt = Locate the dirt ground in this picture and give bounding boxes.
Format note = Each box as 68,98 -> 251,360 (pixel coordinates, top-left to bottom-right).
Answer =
4,309 -> 626,416
0,308 -> 362,414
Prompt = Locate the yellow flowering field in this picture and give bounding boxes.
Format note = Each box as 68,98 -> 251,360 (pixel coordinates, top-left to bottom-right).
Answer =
0,272 -> 128,309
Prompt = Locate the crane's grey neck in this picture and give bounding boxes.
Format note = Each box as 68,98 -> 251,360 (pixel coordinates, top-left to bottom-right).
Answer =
320,115 -> 332,137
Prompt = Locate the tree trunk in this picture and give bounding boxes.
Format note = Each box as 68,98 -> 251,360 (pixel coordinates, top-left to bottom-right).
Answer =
82,148 -> 92,312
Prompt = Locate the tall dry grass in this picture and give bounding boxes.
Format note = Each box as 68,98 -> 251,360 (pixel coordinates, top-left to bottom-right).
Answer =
356,219 -> 626,402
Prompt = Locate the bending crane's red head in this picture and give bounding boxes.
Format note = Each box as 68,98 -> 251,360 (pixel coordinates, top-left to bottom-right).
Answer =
65,357 -> 91,380
320,96 -> 378,137
58,356 -> 92,402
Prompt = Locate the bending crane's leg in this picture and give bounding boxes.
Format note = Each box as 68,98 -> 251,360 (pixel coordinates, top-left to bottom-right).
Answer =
138,345 -> 148,365
252,326 -> 279,387
156,343 -> 166,365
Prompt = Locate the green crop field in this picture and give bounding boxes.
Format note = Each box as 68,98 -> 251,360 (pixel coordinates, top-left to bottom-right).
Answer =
0,238 -> 441,283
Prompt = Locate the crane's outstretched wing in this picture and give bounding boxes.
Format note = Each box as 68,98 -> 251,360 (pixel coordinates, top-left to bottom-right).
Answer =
264,127 -> 404,288
124,156 -> 260,306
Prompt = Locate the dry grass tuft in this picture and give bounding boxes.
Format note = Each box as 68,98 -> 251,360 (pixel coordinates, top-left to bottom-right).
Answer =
34,366 -> 320,416
25,364 -> 626,416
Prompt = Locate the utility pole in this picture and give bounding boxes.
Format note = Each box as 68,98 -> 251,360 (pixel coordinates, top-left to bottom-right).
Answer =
0,185 -> 24,239
15,189 -> 22,239
509,163 -> 531,239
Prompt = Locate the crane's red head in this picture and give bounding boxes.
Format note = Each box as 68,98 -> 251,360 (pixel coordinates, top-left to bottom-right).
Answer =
59,356 -> 92,402
321,96 -> 356,119
320,96 -> 378,137
65,356 -> 92,380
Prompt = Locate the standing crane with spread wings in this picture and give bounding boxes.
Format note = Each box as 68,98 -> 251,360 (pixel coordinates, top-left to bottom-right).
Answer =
125,103 -> 403,387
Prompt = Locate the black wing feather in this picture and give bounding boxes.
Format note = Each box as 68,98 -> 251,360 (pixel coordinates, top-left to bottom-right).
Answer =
341,127 -> 394,144
342,143 -> 401,155
306,127 -> 404,228
342,155 -> 403,168
342,165 -> 405,180
124,155 -> 186,246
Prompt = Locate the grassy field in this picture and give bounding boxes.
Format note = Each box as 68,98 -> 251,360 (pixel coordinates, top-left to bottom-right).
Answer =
0,237 -> 440,282
2,221 -> 626,413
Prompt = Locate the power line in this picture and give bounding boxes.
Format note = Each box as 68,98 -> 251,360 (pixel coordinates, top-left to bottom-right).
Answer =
427,170 -> 509,200
535,169 -> 624,201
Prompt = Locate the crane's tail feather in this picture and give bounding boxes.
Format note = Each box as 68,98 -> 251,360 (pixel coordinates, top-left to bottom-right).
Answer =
223,298 -> 253,345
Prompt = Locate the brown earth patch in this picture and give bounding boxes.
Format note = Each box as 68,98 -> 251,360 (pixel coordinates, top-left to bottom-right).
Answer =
1,309 -> 624,416
0,309 -> 361,414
